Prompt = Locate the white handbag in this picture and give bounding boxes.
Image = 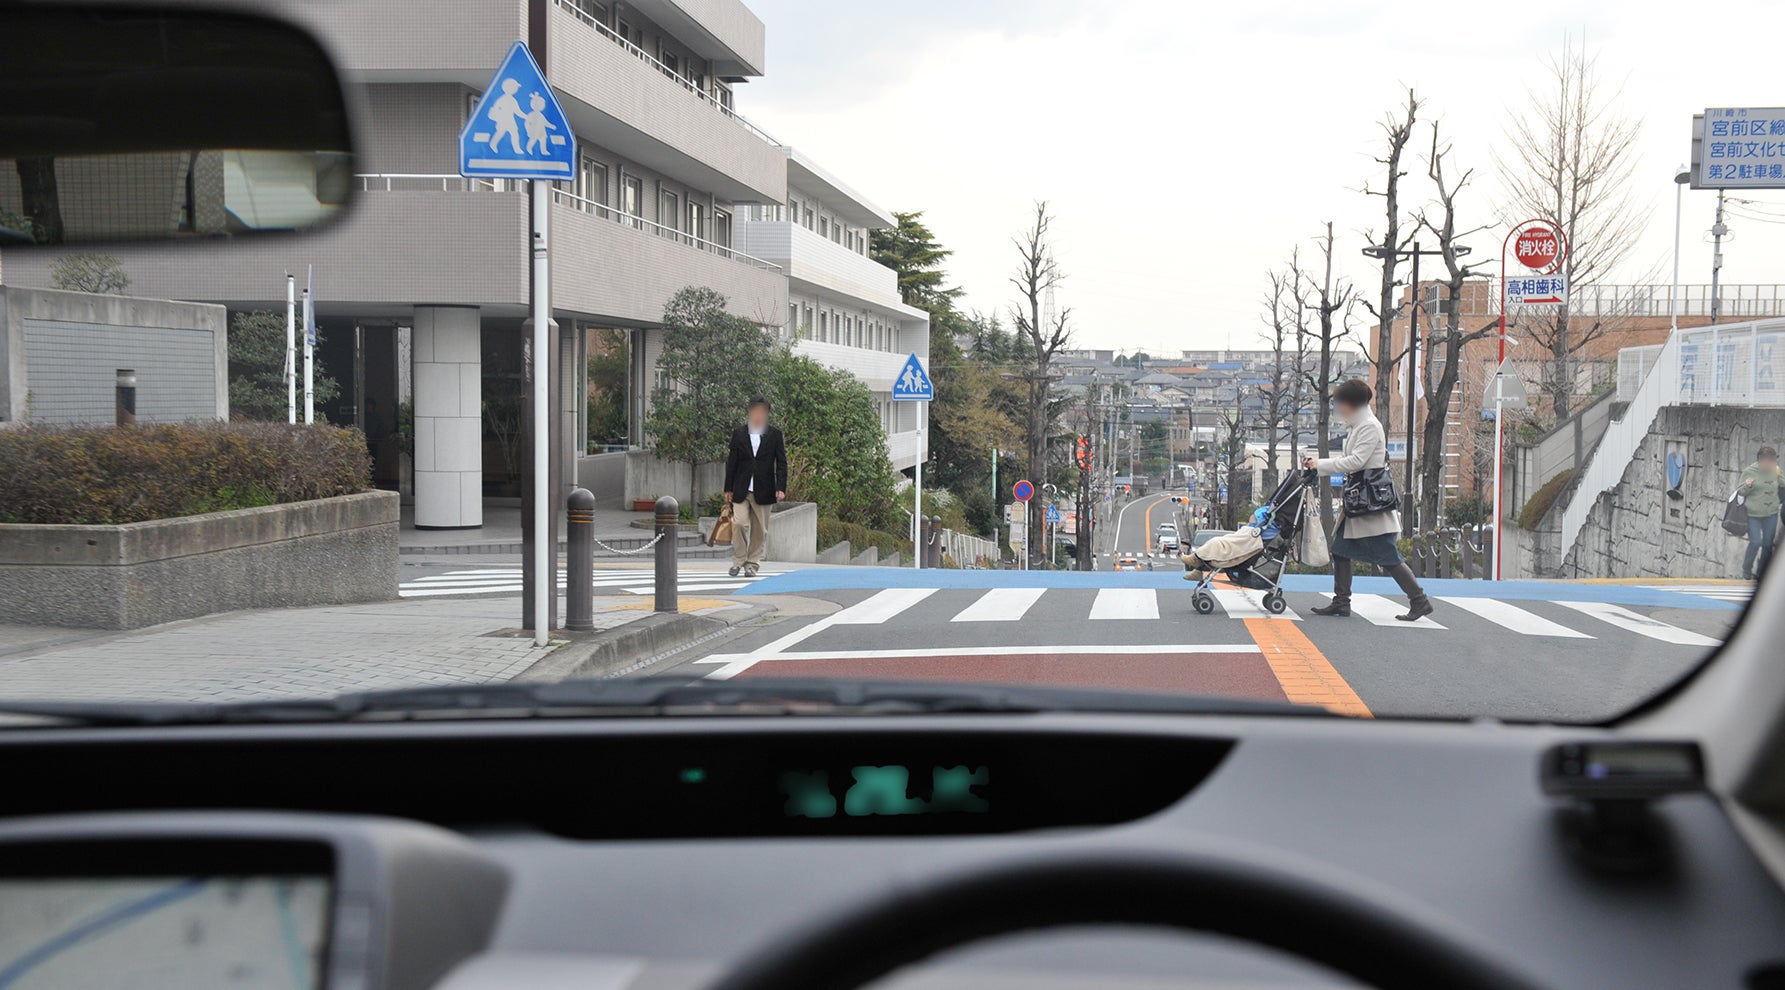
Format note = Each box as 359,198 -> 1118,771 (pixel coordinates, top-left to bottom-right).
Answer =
1300,495 -> 1331,568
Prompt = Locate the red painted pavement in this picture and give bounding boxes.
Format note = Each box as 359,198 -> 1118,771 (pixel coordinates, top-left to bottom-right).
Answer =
736,651 -> 1286,701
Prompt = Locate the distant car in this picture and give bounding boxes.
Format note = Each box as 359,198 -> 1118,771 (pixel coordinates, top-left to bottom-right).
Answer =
1114,555 -> 1142,572
1156,523 -> 1180,554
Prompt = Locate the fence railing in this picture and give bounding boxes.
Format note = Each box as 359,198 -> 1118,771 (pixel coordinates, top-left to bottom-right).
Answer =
551,0 -> 781,147
1616,319 -> 1785,405
350,174 -> 781,273
1520,283 -> 1785,320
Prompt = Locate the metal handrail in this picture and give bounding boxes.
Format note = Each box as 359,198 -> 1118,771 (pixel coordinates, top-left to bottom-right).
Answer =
350,174 -> 781,272
550,187 -> 781,271
551,0 -> 781,147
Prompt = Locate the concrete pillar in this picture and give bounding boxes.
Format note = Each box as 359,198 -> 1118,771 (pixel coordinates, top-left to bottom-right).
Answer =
412,306 -> 482,528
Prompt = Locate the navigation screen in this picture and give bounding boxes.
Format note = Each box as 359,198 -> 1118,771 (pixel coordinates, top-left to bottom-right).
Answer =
0,875 -> 330,989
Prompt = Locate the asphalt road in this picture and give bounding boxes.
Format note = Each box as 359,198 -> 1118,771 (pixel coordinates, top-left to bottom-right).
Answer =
652,567 -> 1748,723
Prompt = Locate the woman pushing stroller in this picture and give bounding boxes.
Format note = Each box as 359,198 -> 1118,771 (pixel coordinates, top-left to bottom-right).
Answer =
1301,378 -> 1432,622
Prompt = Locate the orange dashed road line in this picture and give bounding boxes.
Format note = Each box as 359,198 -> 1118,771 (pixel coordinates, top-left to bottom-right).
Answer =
1242,617 -> 1372,718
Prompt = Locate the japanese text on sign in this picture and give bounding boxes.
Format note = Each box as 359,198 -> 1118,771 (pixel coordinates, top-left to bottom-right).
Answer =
1506,274 -> 1567,306
1702,108 -> 1785,188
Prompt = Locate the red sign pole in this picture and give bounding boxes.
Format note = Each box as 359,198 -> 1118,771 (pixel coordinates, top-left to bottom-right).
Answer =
1493,219 -> 1568,581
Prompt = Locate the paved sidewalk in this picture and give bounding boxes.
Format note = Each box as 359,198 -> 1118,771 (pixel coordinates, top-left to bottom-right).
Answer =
0,595 -> 735,704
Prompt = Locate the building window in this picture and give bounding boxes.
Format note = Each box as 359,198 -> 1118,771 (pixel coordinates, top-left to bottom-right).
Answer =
787,304 -> 797,339
819,217 -> 828,239
713,208 -> 731,252
687,201 -> 705,245
575,157 -> 608,213
658,187 -> 679,238
622,175 -> 643,228
818,311 -> 828,342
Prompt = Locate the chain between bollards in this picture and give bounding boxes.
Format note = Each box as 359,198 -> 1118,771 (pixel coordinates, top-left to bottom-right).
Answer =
654,496 -> 678,614
565,488 -> 595,632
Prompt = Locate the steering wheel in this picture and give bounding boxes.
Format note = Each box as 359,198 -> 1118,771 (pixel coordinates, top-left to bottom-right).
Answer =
708,848 -> 1543,990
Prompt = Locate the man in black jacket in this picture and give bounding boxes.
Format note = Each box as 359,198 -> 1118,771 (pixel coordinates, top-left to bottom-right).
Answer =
723,396 -> 787,577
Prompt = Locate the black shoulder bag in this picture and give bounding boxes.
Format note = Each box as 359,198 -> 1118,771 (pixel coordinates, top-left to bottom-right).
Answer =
1342,466 -> 1399,517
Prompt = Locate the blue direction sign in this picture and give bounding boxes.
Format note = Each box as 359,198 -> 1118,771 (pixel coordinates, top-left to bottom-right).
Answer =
891,353 -> 933,401
1012,479 -> 1034,502
459,42 -> 576,181
1218,484 -> 1229,500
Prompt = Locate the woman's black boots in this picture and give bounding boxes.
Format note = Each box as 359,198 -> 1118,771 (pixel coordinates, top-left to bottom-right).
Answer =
1389,564 -> 1433,622
1311,558 -> 1352,617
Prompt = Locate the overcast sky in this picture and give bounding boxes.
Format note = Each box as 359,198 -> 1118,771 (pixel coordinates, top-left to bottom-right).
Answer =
738,0 -> 1785,355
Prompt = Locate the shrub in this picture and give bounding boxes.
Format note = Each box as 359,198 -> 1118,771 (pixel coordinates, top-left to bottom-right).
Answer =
1516,469 -> 1574,531
0,422 -> 371,525
817,518 -> 912,559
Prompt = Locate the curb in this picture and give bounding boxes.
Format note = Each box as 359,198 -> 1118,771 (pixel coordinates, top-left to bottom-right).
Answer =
514,601 -> 772,682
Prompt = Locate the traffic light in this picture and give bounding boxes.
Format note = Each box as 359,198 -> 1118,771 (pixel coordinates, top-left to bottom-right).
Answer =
1075,435 -> 1091,470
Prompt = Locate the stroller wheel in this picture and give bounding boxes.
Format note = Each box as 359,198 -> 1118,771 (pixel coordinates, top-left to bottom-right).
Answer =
1191,591 -> 1215,615
1263,591 -> 1287,615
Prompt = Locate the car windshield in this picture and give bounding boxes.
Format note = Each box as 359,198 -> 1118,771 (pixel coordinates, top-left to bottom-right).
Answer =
0,3 -> 1775,726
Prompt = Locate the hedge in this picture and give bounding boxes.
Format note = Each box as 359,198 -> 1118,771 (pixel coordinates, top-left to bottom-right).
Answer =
0,423 -> 371,525
817,518 -> 912,559
1516,469 -> 1574,531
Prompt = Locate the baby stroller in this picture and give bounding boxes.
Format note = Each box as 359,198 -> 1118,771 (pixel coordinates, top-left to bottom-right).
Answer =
1185,469 -> 1316,616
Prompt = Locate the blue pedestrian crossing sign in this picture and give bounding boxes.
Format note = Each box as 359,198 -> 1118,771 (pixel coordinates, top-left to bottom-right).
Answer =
459,41 -> 576,181
1046,504 -> 1061,524
891,353 -> 933,401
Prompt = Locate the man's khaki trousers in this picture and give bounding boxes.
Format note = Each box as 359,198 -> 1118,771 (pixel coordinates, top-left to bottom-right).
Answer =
731,498 -> 771,567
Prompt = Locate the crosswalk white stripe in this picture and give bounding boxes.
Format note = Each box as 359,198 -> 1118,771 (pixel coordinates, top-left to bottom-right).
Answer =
1556,601 -> 1722,646
1339,593 -> 1445,628
398,584 -> 523,598
1211,588 -> 1301,620
1090,589 -> 1160,620
1437,597 -> 1591,638
619,582 -> 751,594
950,587 -> 1047,622
831,588 -> 938,624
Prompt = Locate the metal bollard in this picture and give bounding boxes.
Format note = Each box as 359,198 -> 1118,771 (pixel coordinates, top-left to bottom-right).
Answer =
918,516 -> 932,569
929,516 -> 944,568
565,488 -> 595,632
654,496 -> 678,613
115,369 -> 136,426
1459,533 -> 1475,580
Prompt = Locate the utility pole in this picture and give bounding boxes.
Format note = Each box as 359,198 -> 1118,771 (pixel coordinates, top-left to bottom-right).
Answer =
1711,189 -> 1727,325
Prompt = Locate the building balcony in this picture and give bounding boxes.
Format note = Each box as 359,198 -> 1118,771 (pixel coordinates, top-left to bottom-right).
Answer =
548,186 -> 785,325
887,429 -> 922,471
0,177 -> 784,326
0,179 -> 531,314
739,220 -> 917,312
620,0 -> 766,77
547,0 -> 785,203
248,0 -> 526,83
791,339 -> 913,391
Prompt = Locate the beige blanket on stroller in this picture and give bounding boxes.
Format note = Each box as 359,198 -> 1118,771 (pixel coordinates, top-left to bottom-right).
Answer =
1180,527 -> 1264,570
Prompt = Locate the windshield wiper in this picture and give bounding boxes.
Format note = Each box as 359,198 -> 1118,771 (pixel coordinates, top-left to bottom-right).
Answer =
0,677 -> 1334,727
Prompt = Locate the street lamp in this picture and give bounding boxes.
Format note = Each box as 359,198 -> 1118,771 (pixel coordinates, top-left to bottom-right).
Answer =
1672,164 -> 1691,333
1361,241 -> 1472,534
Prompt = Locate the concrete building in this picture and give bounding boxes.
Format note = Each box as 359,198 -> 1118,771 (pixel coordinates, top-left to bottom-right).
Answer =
738,148 -> 929,470
0,0 -> 927,523
0,286 -> 227,426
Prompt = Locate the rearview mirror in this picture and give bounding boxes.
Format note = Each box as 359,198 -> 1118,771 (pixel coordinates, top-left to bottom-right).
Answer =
0,5 -> 355,246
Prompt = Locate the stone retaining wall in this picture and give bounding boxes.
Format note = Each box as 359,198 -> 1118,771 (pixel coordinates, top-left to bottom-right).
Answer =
1560,406 -> 1785,578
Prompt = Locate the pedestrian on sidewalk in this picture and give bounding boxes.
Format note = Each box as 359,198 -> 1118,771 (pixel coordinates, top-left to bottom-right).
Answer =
724,396 -> 787,578
1740,445 -> 1782,581
1302,378 -> 1431,622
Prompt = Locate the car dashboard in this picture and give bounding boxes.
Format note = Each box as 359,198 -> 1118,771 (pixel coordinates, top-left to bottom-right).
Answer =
0,712 -> 1782,990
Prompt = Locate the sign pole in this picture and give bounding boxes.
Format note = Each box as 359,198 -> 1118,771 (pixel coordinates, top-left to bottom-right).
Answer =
914,401 -> 924,570
530,179 -> 551,646
285,273 -> 296,425
302,266 -> 314,425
